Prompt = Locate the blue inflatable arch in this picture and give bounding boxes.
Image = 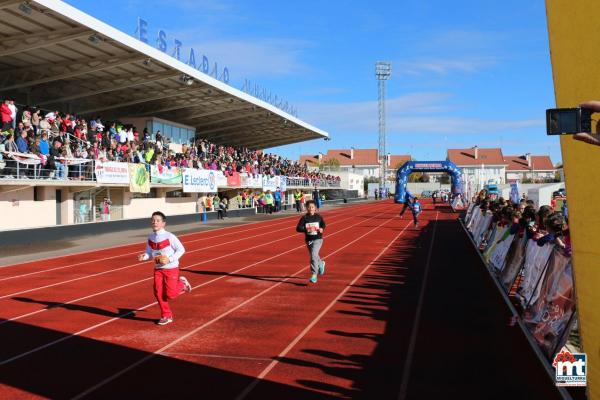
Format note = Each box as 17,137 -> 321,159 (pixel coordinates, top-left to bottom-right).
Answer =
395,160 -> 463,203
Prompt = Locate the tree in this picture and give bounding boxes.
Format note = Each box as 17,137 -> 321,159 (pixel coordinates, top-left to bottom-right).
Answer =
439,174 -> 450,184
319,158 -> 340,171
408,172 -> 423,182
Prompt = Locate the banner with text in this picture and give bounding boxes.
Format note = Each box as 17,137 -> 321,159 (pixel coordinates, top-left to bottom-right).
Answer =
95,161 -> 129,184
183,169 -> 218,193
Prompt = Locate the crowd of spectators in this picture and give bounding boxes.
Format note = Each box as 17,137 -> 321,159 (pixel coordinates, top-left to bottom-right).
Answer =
0,101 -> 340,185
471,189 -> 570,257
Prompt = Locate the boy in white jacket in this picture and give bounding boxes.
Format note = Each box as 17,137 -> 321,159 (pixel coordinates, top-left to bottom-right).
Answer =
138,211 -> 191,325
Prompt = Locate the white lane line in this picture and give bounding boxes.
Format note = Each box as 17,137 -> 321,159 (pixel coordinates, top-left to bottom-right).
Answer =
70,206 -> 400,400
0,205 -> 391,368
235,218 -> 413,400
397,212 -> 438,400
0,212 -> 304,282
0,203 -> 378,299
161,353 -> 273,362
0,210 -> 366,325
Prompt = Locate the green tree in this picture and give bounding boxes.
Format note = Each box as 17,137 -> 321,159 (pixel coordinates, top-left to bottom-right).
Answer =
319,158 -> 341,171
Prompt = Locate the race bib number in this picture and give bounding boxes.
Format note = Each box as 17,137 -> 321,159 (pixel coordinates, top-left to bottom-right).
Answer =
305,222 -> 320,235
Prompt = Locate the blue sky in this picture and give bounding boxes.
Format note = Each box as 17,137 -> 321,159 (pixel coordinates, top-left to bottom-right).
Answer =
69,0 -> 560,164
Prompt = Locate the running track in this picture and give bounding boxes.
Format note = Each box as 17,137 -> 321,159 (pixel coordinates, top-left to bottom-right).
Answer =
0,201 -> 568,399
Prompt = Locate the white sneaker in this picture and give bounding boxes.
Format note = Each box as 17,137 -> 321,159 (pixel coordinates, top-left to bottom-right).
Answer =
157,317 -> 173,325
180,276 -> 192,293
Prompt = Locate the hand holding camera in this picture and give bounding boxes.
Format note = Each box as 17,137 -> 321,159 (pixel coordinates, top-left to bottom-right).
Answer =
546,100 -> 600,146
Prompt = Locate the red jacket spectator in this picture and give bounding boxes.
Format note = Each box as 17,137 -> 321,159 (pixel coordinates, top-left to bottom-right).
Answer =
1,102 -> 12,123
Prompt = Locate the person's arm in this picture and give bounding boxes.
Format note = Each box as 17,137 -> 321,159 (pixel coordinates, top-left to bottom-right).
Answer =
296,216 -> 306,233
319,215 -> 325,233
138,239 -> 152,261
168,233 -> 186,263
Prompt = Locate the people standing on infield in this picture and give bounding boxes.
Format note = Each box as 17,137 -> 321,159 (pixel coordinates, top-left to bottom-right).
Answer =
294,188 -> 303,212
399,190 -> 415,218
296,200 -> 326,283
274,187 -> 282,212
138,211 -> 191,325
411,197 -> 422,227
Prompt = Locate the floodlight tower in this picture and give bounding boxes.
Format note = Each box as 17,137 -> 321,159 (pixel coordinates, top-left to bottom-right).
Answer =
375,61 -> 391,193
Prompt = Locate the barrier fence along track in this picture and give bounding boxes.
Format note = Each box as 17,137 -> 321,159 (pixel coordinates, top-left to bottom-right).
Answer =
461,203 -> 575,400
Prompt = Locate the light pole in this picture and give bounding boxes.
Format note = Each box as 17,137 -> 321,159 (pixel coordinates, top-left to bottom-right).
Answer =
375,61 -> 391,193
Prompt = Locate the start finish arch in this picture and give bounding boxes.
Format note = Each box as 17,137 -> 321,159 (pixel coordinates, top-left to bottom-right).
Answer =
395,160 -> 463,203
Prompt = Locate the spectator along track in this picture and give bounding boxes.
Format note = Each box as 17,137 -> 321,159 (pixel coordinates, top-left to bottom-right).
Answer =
0,201 -> 563,399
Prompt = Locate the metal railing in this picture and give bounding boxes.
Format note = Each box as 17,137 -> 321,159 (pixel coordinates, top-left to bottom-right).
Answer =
0,154 -> 342,189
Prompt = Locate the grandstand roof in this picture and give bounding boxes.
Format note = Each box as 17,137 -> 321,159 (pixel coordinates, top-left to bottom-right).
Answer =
0,0 -> 328,149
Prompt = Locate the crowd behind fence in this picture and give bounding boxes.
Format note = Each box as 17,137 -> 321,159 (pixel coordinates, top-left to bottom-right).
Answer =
462,192 -> 575,361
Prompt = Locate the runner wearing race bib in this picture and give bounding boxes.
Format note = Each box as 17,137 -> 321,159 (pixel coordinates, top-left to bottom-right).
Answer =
296,200 -> 326,283
411,197 -> 422,227
138,211 -> 192,326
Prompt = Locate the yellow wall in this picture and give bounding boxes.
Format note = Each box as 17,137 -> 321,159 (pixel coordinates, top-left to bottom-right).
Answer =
546,2 -> 600,398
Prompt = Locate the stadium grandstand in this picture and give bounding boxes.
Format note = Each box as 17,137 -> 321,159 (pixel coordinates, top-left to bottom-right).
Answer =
0,0 -> 348,230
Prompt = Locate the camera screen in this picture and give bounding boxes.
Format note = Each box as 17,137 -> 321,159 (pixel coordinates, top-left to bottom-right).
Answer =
547,109 -> 579,135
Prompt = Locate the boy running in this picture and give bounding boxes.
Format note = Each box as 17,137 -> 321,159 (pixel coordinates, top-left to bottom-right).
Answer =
296,200 -> 326,283
411,197 -> 422,227
138,211 -> 191,325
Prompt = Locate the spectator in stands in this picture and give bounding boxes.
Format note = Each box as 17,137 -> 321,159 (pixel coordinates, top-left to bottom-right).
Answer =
31,110 -> 40,134
2,133 -> 18,177
39,132 -> 49,156
8,100 -> 17,131
48,140 -> 66,179
1,100 -> 12,131
16,130 -> 28,153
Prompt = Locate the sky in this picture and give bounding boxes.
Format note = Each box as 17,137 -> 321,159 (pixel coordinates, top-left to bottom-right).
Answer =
68,0 -> 560,164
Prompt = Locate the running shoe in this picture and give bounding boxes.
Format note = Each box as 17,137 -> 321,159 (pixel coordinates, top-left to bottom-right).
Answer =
318,260 -> 326,276
180,276 -> 192,293
309,273 -> 318,283
157,317 -> 173,325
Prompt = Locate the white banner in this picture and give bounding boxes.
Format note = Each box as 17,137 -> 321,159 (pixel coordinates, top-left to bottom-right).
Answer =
94,161 -> 129,184
182,168 -> 218,193
262,175 -> 287,192
240,173 -> 262,188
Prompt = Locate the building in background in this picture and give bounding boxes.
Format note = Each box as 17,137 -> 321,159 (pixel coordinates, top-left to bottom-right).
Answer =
447,146 -> 507,191
299,148 -> 411,179
504,154 -> 556,182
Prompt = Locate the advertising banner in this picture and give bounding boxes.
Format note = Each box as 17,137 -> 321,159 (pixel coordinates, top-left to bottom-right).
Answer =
262,175 -> 287,192
489,231 -> 515,272
227,172 -> 241,187
241,173 -> 262,188
151,165 -> 182,184
524,250 -> 575,357
517,242 -> 555,307
182,169 -> 218,193
129,163 -> 150,194
510,182 -> 521,204
95,161 -> 129,184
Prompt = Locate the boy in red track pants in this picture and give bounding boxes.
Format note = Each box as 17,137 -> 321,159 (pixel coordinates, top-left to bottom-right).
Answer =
138,211 -> 191,325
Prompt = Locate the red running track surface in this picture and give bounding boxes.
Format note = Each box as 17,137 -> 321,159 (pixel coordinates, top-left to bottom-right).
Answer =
0,200 -> 568,399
